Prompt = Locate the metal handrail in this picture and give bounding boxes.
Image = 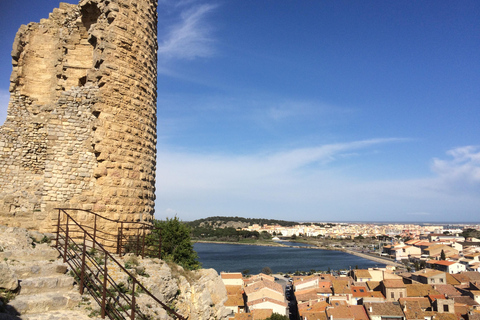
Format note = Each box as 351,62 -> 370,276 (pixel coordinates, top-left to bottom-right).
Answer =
55,208 -> 161,258
55,209 -> 186,320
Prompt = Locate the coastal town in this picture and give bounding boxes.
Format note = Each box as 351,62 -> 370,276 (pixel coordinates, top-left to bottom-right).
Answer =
217,222 -> 480,320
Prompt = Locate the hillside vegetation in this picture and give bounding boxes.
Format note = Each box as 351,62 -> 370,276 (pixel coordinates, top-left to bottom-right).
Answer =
186,216 -> 336,243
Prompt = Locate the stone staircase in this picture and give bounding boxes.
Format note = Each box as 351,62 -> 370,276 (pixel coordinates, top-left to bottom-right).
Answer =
0,227 -> 99,320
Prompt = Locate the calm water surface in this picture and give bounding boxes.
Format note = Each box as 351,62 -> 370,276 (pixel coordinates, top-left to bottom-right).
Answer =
194,242 -> 384,274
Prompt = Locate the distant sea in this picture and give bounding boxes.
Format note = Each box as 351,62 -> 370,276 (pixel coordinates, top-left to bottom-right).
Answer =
194,242 -> 385,274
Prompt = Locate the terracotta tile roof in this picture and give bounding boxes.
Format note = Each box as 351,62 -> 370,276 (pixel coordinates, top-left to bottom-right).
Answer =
350,305 -> 369,320
425,244 -> 450,251
432,312 -> 459,320
230,313 -> 253,320
304,313 -> 328,320
225,285 -> 243,295
433,284 -> 461,297
467,311 -> 480,320
399,299 -> 424,320
406,284 -> 440,297
399,297 -> 431,310
383,279 -> 406,288
446,273 -> 461,285
246,297 -> 287,307
461,271 -> 480,281
296,289 -> 321,302
451,273 -> 471,284
244,280 -> 283,296
366,281 -> 381,291
427,294 -> 446,301
332,280 -> 353,295
414,241 -> 432,247
353,282 -> 368,288
317,286 -> 333,294
294,275 -> 320,288
452,296 -> 480,306
225,294 -> 245,307
221,272 -> 243,279
365,291 -> 385,298
251,309 -> 273,320
364,302 -> 404,317
326,305 -> 354,320
406,240 -> 421,245
330,300 -> 348,307
354,270 -> 372,279
416,269 -> 445,278
351,286 -> 372,298
298,300 -> 330,314
429,260 -> 456,266
454,303 -> 470,315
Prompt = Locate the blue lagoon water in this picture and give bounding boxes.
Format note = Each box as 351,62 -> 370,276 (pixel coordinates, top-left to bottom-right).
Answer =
194,242 -> 385,274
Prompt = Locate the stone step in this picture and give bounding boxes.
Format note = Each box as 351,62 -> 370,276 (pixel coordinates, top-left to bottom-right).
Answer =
7,292 -> 82,315
0,245 -> 59,263
19,275 -> 74,295
11,261 -> 68,279
19,310 -> 101,320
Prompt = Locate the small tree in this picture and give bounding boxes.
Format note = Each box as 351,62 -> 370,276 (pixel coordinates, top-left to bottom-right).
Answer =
148,217 -> 201,270
265,313 -> 289,320
260,231 -> 272,240
440,249 -> 446,260
262,267 -> 273,275
242,269 -> 250,276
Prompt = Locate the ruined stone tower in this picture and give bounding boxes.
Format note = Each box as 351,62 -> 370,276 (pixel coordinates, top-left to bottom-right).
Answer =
0,0 -> 158,232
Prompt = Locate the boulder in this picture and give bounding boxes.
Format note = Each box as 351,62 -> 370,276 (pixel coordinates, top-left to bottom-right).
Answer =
0,262 -> 18,291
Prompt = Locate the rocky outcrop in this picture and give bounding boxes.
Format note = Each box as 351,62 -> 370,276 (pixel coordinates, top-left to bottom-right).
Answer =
0,225 -> 231,320
107,254 -> 232,319
0,225 -> 99,319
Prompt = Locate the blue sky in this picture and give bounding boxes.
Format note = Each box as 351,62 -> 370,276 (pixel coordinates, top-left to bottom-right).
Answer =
1,1 -> 479,223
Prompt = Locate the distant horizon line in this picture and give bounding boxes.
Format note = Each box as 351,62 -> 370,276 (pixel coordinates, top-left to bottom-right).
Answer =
182,216 -> 480,225
299,220 -> 480,225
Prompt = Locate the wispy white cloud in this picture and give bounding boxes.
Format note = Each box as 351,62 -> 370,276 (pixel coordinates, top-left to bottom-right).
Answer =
158,3 -> 218,60
265,100 -> 352,122
154,142 -> 480,222
431,146 -> 480,194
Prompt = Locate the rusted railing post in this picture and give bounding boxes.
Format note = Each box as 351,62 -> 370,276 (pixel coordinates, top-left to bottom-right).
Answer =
55,209 -> 61,248
80,232 -> 87,295
63,215 -> 70,263
131,277 -> 136,320
141,227 -> 146,258
118,222 -> 124,255
93,214 -> 97,250
101,249 -> 108,319
136,231 -> 140,256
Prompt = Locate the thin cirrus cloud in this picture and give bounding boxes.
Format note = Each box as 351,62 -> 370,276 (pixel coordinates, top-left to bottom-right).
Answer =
157,3 -> 218,61
155,141 -> 480,221
156,139 -> 398,190
431,145 -> 480,194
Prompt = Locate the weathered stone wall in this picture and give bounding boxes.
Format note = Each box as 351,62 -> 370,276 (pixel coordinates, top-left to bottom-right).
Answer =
0,0 -> 158,232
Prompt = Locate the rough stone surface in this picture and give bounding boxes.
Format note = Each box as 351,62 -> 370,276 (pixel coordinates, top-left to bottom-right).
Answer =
0,225 -> 231,320
0,0 -> 158,234
0,263 -> 18,291
0,225 -> 99,319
